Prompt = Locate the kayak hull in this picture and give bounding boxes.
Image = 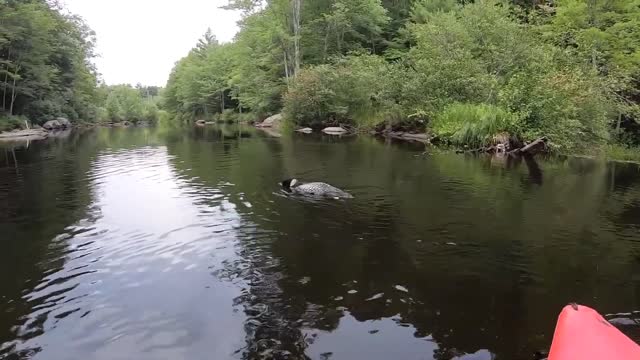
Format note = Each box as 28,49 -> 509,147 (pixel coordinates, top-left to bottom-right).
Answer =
549,304 -> 640,360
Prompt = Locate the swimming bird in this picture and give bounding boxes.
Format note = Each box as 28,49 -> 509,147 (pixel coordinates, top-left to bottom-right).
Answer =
280,178 -> 353,199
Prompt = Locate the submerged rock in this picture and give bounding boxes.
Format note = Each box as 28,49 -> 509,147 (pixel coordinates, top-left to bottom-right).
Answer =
258,127 -> 282,138
47,129 -> 72,139
296,127 -> 313,134
365,293 -> 384,301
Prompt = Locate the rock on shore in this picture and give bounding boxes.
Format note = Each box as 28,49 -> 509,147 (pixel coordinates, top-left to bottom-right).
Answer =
322,127 -> 348,135
255,114 -> 282,128
43,117 -> 72,130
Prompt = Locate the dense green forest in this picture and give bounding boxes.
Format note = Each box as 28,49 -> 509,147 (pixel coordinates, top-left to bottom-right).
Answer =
100,84 -> 164,125
164,0 -> 640,154
0,0 -> 99,130
2,0 -> 640,155
0,0 -> 161,130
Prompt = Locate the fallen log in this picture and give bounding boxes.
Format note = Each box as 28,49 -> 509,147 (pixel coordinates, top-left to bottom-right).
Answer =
510,137 -> 547,156
0,128 -> 49,141
386,131 -> 430,142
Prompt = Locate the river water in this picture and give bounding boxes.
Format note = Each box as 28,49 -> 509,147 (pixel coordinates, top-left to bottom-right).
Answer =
1,126 -> 639,360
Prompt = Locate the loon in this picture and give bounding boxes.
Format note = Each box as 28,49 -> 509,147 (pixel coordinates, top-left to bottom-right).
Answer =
280,178 -> 353,199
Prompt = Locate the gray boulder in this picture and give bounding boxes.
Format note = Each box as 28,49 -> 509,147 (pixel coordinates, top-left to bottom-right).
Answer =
322,127 -> 348,135
42,120 -> 62,130
256,113 -> 282,128
55,117 -> 72,128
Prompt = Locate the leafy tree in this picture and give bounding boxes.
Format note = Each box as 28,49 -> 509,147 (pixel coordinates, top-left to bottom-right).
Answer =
0,0 -> 99,125
304,0 -> 390,62
162,0 -> 636,153
196,28 -> 219,55
283,54 -> 404,128
103,85 -> 155,123
539,0 -> 640,140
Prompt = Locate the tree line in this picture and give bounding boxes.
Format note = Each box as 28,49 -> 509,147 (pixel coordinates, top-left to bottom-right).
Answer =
99,83 -> 164,125
0,0 -> 162,131
164,0 -> 640,153
0,0 -> 99,130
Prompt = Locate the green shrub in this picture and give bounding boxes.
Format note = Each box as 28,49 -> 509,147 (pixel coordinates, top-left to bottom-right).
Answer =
431,103 -> 520,147
0,115 -> 29,132
157,110 -> 172,126
95,107 -> 109,123
283,65 -> 339,127
106,85 -> 145,123
604,144 -> 640,162
283,54 -> 404,128
220,109 -> 237,123
405,0 -> 612,152
142,100 -> 160,123
499,68 -> 611,151
236,112 -> 257,123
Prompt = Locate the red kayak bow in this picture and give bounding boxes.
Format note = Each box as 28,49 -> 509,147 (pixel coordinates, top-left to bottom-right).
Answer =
549,304 -> 640,360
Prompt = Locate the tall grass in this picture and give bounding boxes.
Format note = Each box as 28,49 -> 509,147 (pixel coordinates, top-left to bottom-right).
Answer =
431,103 -> 519,147
604,144 -> 640,163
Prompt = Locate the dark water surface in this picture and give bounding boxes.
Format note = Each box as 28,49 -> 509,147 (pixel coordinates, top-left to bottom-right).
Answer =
1,126 -> 640,360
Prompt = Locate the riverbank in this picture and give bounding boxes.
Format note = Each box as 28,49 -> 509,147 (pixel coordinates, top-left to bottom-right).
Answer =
6,120 -> 640,164
253,113 -> 431,143
0,120 -> 154,144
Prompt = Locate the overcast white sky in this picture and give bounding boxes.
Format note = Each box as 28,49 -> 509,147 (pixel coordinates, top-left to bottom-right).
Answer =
63,0 -> 240,86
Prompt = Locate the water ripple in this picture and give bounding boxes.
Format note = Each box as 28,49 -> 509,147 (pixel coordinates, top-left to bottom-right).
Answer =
3,129 -> 640,360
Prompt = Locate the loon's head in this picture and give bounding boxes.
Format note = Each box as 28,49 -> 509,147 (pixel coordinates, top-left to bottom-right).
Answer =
280,178 -> 299,191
